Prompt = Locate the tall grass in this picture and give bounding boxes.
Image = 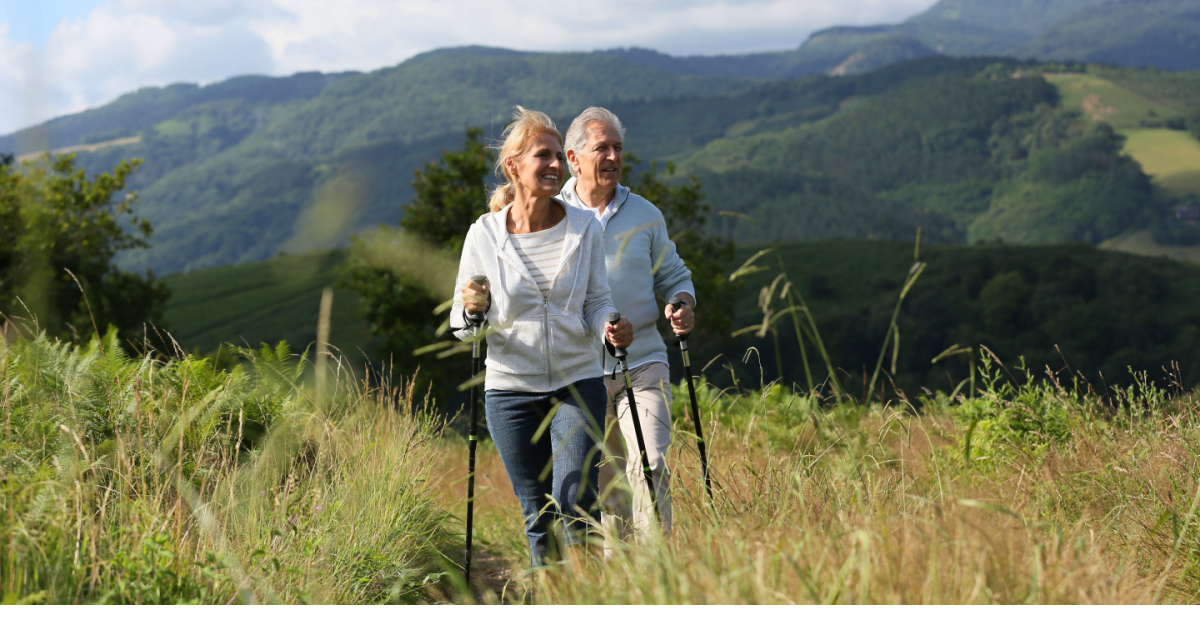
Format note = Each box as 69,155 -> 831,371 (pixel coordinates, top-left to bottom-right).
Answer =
0,329 -> 455,604
429,240 -> 1200,604
439,360 -> 1200,604
7,234 -> 1200,605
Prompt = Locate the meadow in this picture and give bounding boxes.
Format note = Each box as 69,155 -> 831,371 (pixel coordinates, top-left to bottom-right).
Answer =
4,324 -> 1195,605
439,368 -> 1200,604
163,250 -> 372,358
1101,230 -> 1200,264
1121,129 -> 1200,197
7,268 -> 1200,604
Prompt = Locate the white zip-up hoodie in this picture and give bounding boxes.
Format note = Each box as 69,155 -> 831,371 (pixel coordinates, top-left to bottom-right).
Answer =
451,200 -> 617,392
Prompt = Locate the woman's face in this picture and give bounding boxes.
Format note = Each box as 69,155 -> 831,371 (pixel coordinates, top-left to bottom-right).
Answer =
508,132 -> 565,198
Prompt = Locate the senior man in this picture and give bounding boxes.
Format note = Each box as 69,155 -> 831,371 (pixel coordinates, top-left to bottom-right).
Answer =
556,106 -> 695,540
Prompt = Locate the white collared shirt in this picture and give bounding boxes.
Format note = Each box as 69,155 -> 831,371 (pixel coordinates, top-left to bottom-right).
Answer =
578,184 -> 627,231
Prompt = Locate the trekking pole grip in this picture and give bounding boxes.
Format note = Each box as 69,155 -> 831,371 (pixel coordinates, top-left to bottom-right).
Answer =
467,275 -> 488,326
606,311 -> 628,360
668,296 -> 690,342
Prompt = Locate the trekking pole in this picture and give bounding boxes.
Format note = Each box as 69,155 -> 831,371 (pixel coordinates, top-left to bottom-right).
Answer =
669,297 -> 712,501
608,311 -> 660,523
464,275 -> 488,587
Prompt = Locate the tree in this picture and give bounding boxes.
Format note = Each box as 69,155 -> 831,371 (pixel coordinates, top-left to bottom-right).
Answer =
339,231 -> 454,383
399,127 -> 492,252
0,153 -> 169,346
624,156 -> 737,341
340,129 -> 492,392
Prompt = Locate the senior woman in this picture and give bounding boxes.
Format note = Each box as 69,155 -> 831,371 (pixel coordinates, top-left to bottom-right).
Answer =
452,106 -> 633,568
557,106 -> 696,543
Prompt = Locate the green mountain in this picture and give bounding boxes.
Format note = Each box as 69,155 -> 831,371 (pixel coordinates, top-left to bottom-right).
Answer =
5,51 -> 1191,275
1019,0 -> 1200,71
683,62 -> 1174,246
600,32 -> 936,79
909,0 -> 1113,36
634,0 -> 1200,80
0,71 -> 357,156
600,1 -> 1147,80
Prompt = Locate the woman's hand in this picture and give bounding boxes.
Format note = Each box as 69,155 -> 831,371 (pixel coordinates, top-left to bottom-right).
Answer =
462,279 -> 489,313
664,298 -> 694,336
605,316 -> 633,348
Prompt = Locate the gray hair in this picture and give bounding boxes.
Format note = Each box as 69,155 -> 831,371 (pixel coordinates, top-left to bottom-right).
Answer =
564,107 -> 626,176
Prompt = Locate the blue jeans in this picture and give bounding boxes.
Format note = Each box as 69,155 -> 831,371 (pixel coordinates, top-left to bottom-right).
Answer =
485,377 -> 606,568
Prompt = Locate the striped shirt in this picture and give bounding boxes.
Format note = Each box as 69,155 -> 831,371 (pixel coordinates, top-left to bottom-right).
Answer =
510,218 -> 567,295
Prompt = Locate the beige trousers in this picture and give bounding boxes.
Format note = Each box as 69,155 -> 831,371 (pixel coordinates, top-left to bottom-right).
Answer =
600,361 -> 673,543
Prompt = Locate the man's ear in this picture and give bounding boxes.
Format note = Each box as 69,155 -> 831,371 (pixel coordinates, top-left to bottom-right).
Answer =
565,149 -> 578,170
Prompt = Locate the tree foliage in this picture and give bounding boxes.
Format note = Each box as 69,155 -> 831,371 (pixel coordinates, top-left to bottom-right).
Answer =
730,240 -> 1200,394
340,130 -> 492,392
399,128 -> 491,252
339,231 -> 454,384
0,153 -> 169,345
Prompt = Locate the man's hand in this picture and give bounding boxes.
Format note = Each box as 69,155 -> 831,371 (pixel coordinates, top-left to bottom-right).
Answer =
665,294 -> 695,336
605,316 -> 633,348
462,279 -> 489,313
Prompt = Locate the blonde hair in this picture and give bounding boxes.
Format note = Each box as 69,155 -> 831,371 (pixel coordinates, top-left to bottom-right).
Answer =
488,106 -> 563,213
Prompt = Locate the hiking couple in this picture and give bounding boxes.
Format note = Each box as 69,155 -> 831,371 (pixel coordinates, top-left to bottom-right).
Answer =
451,105 -> 697,567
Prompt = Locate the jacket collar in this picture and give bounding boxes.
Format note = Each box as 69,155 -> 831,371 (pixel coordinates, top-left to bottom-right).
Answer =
559,177 -> 630,214
479,198 -> 587,284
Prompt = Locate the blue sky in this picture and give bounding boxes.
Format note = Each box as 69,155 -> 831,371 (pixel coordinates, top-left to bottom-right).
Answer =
0,0 -> 105,47
0,0 -> 939,136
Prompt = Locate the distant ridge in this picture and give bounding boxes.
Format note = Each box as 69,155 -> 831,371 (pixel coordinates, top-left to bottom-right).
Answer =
0,71 -> 359,155
601,0 -> 1200,78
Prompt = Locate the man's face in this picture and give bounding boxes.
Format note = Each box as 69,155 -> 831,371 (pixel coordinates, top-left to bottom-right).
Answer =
570,121 -> 623,194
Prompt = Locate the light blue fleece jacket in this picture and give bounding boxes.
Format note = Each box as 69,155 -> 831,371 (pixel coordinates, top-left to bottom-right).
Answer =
451,200 -> 617,393
556,178 -> 695,370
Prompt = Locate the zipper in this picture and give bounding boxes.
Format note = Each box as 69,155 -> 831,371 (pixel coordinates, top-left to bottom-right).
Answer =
542,295 -> 551,389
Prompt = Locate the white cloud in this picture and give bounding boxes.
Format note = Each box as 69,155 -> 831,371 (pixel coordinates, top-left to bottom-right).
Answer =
0,0 -> 937,136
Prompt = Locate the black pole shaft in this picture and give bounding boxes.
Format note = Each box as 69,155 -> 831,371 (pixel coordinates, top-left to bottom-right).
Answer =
465,335 -> 480,585
620,357 -> 660,523
464,275 -> 488,589
679,338 -> 712,500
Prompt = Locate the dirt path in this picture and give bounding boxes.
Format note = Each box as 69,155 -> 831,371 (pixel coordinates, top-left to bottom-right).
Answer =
429,439 -> 531,604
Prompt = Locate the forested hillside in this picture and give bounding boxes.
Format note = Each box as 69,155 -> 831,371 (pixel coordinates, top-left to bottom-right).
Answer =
0,71 -> 357,156
1018,0 -> 1200,71
43,49 -> 754,273
3,45 -> 1197,274
724,240 -> 1200,394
